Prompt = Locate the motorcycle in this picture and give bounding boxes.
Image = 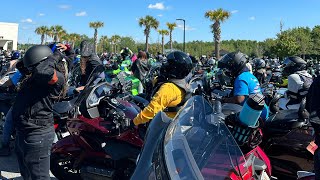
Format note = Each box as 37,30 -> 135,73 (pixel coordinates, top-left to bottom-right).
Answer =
261,99 -> 316,179
132,95 -> 272,180
50,65 -> 145,180
203,72 -> 314,179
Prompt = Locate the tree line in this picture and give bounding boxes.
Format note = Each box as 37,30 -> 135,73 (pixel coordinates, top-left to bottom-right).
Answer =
28,9 -> 320,60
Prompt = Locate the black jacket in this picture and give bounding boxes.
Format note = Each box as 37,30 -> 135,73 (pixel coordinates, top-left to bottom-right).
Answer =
306,76 -> 320,144
12,57 -> 65,135
81,54 -> 102,86
131,59 -> 150,82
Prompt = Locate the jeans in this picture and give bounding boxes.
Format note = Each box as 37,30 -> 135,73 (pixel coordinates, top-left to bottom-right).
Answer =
2,107 -> 13,146
15,129 -> 54,180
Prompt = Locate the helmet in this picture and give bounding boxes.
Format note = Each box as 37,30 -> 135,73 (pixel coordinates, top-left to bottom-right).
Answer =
254,59 -> 266,69
23,45 -> 53,68
315,64 -> 320,75
208,59 -> 215,66
75,49 -> 80,55
160,51 -> 193,79
11,51 -> 20,60
283,56 -> 307,75
218,51 -> 248,77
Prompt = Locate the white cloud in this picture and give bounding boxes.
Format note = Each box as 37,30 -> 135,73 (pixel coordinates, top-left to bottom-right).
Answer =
38,13 -> 45,16
148,2 -> 165,10
231,10 -> 239,14
157,14 -> 163,17
75,11 -> 87,16
177,24 -> 196,31
21,18 -> 33,23
58,5 -> 71,9
249,16 -> 255,20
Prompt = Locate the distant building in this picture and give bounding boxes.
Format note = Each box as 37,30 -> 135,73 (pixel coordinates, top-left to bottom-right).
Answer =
0,22 -> 19,50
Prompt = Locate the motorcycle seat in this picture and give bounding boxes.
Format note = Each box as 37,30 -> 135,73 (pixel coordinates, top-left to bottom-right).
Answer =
53,98 -> 76,115
265,109 -> 307,130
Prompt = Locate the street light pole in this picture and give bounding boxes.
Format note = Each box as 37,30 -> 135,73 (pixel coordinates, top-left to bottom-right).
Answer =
176,18 -> 185,52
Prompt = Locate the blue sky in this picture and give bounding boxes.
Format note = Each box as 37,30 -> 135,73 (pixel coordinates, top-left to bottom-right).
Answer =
1,0 -> 320,44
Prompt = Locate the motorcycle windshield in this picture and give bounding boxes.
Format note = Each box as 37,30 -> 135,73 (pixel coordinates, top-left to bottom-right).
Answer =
164,96 -> 247,180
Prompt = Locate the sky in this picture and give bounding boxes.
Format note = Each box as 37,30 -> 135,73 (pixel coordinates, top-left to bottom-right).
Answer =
1,0 -> 320,44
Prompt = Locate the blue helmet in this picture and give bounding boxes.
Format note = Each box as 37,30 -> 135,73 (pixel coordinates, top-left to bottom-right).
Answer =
11,51 -> 20,60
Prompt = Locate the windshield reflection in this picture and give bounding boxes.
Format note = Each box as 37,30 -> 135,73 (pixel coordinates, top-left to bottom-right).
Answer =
164,96 -> 247,180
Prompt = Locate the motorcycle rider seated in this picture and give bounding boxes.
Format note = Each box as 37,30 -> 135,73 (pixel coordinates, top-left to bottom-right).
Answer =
131,51 -> 150,93
120,47 -> 133,60
219,52 -> 269,120
74,40 -> 102,93
253,59 -> 267,85
314,64 -> 320,78
132,51 -> 193,127
281,56 -> 313,110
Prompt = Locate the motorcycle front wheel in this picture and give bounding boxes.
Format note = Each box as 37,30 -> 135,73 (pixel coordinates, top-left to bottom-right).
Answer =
50,152 -> 81,180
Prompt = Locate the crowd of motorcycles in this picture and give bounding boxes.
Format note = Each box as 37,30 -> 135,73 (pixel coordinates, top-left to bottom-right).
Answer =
1,49 -> 320,180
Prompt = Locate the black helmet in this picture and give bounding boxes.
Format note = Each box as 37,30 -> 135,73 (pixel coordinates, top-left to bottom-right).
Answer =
160,51 -> 193,79
23,45 -> 53,68
75,48 -> 80,55
283,56 -> 307,75
254,59 -> 266,69
218,51 -> 248,77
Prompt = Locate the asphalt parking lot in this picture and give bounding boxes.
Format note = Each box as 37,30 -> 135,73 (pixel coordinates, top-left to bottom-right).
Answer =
0,121 -> 56,180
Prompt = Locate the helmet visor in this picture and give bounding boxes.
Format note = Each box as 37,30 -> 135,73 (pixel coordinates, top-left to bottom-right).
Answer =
283,58 -> 295,67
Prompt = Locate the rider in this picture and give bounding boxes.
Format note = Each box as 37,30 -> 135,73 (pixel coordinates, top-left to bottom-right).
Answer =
132,51 -> 193,126
219,51 -> 268,120
306,75 -> 320,179
73,48 -> 81,65
282,56 -> 313,109
13,45 -> 65,179
75,40 -> 102,93
253,59 -> 267,84
120,47 -> 133,60
314,64 -> 320,78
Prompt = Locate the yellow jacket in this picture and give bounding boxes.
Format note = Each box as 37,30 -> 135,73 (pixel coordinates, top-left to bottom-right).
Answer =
133,82 -> 185,125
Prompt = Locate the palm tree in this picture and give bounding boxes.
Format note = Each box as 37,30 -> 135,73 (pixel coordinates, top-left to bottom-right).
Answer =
35,26 -> 49,45
158,29 -> 169,54
89,21 -> 104,53
205,8 -> 231,59
99,35 -> 108,52
110,35 -> 121,53
138,15 -> 159,52
166,22 -> 177,49
69,33 -> 81,49
49,25 -> 66,42
61,33 -> 71,44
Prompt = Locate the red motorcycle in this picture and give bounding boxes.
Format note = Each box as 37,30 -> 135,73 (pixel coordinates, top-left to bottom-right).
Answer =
50,66 -> 144,180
